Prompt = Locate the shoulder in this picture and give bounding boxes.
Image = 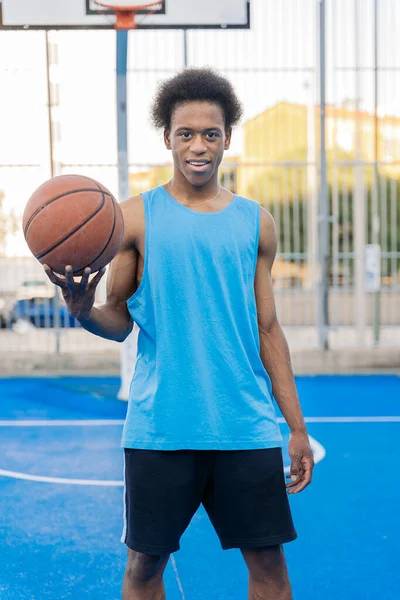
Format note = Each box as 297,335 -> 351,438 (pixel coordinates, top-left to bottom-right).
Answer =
234,196 -> 276,253
121,185 -> 164,219
259,205 -> 276,234
235,196 -> 276,260
120,194 -> 144,249
121,193 -> 143,213
234,194 -> 259,211
258,206 -> 277,259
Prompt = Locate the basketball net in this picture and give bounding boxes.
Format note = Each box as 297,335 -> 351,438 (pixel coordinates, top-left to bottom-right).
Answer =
93,1 -> 164,30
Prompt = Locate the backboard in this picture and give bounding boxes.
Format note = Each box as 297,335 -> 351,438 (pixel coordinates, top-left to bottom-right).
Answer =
0,0 -> 250,30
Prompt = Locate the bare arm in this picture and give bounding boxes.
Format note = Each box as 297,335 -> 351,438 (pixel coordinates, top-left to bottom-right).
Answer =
44,195 -> 142,343
255,207 -> 314,493
78,249 -> 136,342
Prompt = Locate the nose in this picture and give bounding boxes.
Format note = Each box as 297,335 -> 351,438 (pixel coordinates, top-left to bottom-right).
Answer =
189,135 -> 207,154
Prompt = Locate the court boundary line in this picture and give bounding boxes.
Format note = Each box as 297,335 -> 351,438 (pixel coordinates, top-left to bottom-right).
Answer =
1,416 -> 400,426
0,416 -> 397,485
0,469 -> 124,486
281,416 -> 400,423
0,431 -> 325,485
170,555 -> 186,600
304,416 -> 400,423
0,420 -> 125,426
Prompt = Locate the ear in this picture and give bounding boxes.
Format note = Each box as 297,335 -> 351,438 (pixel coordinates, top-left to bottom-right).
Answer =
224,128 -> 232,151
164,129 -> 171,150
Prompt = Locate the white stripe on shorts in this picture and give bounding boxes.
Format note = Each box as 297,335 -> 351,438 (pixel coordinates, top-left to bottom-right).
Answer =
121,452 -> 127,544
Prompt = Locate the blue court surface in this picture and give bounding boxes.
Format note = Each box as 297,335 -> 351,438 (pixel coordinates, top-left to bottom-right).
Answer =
1,375 -> 399,600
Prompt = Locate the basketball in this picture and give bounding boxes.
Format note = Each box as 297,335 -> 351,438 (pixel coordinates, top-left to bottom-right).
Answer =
22,174 -> 124,276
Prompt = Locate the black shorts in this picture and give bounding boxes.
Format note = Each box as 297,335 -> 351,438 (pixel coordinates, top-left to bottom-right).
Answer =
121,447 -> 297,555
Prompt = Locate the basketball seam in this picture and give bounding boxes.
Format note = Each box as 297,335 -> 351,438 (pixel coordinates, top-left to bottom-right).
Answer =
23,188 -> 114,238
81,175 -> 108,194
74,195 -> 118,274
35,192 -> 106,261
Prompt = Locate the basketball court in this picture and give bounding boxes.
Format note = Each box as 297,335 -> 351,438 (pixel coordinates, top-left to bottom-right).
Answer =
1,1 -> 399,598
0,374 -> 399,599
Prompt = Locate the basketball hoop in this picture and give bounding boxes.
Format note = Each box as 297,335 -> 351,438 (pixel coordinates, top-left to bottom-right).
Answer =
94,1 -> 163,30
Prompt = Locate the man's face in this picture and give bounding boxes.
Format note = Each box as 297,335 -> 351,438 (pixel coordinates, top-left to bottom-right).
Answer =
164,101 -> 231,186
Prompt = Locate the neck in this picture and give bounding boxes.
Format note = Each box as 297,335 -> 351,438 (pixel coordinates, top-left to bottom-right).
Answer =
169,170 -> 220,204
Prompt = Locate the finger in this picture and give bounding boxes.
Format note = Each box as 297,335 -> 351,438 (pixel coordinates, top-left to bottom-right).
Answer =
79,267 -> 91,292
286,472 -> 301,481
64,265 -> 76,293
301,460 -> 313,485
286,472 -> 305,491
286,475 -> 303,489
287,477 -> 310,494
286,475 -> 301,488
290,456 -> 304,480
286,457 -> 304,490
43,264 -> 66,288
89,267 -> 106,290
302,455 -> 314,473
287,462 -> 313,494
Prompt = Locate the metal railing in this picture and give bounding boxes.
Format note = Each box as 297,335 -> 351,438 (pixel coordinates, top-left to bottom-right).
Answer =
0,0 -> 399,355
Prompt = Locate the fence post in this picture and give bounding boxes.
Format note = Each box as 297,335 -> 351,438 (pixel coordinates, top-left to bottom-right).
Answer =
353,0 -> 366,347
317,0 -> 329,350
116,30 -> 137,400
372,0 -> 381,344
45,31 -> 61,354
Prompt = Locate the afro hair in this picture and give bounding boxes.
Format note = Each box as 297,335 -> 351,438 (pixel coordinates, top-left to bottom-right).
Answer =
151,67 -> 243,132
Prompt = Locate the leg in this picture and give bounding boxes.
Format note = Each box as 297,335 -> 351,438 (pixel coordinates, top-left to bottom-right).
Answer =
122,549 -> 170,600
241,545 -> 292,600
121,450 -> 209,599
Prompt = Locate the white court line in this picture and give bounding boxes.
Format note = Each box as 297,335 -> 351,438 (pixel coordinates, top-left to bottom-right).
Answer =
0,419 -> 125,485
0,420 -> 125,426
1,416 -> 396,485
1,417 -> 399,427
170,555 -> 186,600
0,469 -> 123,486
278,416 -> 400,423
0,416 -> 396,484
0,418 -> 326,484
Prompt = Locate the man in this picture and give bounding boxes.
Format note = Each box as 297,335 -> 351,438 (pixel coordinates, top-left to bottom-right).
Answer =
45,67 -> 314,600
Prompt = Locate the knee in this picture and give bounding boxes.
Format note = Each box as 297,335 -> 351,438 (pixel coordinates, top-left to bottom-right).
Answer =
242,545 -> 288,583
125,550 -> 169,584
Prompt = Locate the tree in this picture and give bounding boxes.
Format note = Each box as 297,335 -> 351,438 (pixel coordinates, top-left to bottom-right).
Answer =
0,190 -> 18,256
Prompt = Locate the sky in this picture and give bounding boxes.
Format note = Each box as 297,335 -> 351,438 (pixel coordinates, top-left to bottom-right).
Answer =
0,0 -> 399,255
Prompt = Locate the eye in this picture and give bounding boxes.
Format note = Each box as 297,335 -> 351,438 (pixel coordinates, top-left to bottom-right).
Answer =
206,132 -> 220,140
179,132 -> 192,139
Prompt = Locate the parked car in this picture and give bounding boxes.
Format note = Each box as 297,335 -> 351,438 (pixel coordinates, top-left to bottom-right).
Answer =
11,296 -> 79,328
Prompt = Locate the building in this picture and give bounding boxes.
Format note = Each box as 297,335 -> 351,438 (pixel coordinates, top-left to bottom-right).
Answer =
238,101 -> 400,202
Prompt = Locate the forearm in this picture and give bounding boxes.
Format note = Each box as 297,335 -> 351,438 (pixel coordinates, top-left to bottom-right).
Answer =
79,304 -> 133,342
259,321 -> 307,433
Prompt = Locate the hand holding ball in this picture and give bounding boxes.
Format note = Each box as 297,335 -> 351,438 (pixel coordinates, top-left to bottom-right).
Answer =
23,174 -> 124,275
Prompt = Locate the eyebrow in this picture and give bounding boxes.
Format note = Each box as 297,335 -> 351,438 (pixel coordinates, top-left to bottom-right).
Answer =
175,127 -> 223,133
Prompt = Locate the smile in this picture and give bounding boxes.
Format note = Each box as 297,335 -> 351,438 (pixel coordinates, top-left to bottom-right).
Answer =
186,160 -> 211,166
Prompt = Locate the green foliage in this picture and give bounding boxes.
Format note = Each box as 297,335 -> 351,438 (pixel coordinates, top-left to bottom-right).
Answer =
243,165 -> 400,276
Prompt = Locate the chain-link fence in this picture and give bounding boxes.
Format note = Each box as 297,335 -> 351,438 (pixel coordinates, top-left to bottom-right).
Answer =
0,0 -> 399,357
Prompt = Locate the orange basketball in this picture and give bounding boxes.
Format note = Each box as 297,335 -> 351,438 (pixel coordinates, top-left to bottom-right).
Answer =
23,175 -> 124,276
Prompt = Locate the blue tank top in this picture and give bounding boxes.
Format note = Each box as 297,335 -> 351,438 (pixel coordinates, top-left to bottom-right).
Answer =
121,185 -> 282,450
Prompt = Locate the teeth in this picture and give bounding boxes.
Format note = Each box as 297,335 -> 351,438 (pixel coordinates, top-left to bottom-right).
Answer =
188,161 -> 209,165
